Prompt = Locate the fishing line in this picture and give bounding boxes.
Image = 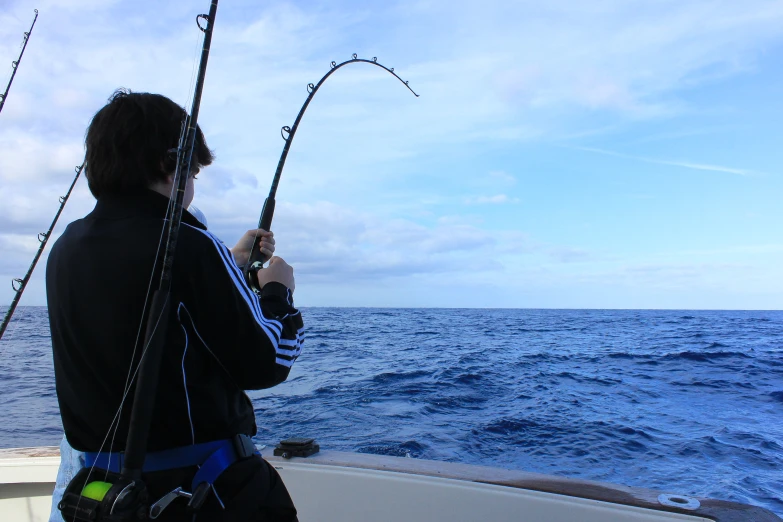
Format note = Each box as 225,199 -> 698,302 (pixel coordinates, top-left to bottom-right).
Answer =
0,305 -> 27,345
180,20 -> 204,132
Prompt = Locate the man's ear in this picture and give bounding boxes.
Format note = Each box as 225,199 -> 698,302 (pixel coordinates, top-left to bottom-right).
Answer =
162,150 -> 177,173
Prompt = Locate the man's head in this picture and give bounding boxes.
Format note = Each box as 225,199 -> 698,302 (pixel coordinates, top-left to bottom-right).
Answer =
84,88 -> 214,199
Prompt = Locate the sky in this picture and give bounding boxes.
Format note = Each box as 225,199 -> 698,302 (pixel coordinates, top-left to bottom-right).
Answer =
0,0 -> 782,309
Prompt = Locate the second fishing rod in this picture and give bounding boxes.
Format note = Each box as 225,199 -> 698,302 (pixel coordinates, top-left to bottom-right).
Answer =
243,54 -> 419,292
0,9 -> 38,116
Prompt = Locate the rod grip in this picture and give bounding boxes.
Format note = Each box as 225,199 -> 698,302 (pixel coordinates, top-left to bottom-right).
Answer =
244,197 -> 275,292
258,197 -> 275,232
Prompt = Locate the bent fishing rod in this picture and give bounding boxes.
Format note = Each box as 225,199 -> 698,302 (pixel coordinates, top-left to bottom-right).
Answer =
244,54 -> 419,291
0,9 -> 38,116
57,2 -> 219,521
0,163 -> 84,341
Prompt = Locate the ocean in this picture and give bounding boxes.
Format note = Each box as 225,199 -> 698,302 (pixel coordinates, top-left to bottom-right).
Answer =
1,306 -> 781,516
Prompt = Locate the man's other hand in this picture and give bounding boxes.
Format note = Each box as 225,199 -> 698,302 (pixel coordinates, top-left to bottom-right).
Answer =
257,256 -> 295,292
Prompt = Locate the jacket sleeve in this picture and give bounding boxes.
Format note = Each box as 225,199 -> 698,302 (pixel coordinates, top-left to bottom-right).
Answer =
175,225 -> 304,390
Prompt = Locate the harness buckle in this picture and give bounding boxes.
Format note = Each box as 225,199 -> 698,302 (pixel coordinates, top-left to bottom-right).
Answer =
233,433 -> 256,459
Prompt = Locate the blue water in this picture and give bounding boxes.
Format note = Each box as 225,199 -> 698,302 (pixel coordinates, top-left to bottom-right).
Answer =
1,307 -> 782,516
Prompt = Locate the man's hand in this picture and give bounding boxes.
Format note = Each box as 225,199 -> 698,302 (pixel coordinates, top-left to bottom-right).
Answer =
231,229 -> 275,267
257,256 -> 295,291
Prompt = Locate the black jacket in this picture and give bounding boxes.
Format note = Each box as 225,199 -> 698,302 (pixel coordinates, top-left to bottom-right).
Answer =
46,189 -> 304,453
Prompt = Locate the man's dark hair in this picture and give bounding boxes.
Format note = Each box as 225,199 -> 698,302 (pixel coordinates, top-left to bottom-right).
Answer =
84,88 -> 214,198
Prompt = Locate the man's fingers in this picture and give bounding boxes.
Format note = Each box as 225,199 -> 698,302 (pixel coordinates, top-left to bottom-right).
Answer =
245,228 -> 273,239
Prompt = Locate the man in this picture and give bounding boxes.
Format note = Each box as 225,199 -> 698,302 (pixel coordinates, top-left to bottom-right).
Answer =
48,203 -> 220,522
46,89 -> 303,521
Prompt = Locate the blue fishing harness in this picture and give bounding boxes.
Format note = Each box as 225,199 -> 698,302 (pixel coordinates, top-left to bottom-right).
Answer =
84,434 -> 258,493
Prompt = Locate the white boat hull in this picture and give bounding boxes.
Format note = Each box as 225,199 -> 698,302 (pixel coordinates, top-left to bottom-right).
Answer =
0,446 -> 778,521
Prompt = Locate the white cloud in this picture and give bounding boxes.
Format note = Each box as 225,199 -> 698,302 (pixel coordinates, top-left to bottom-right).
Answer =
548,247 -> 591,263
487,170 -> 516,186
1,0 -> 782,308
465,194 -> 520,205
571,146 -> 759,176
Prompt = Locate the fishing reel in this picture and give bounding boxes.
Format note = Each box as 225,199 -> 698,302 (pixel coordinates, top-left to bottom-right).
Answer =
58,468 -> 149,521
58,468 -> 211,521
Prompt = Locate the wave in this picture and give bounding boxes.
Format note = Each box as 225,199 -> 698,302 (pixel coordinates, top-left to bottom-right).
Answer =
606,352 -> 637,359
424,394 -> 486,413
370,369 -> 432,384
616,426 -> 655,441
554,371 -> 622,386
662,350 -> 751,362
453,372 -> 483,385
357,440 -> 429,458
482,418 -> 540,437
671,379 -> 755,390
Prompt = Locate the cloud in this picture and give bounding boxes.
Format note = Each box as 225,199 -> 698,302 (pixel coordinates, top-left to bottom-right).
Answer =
486,170 -> 517,186
2,0 -> 781,309
180,199 -> 547,285
0,132 -> 84,184
397,0 -> 783,117
4,0 -> 781,185
571,146 -> 759,176
548,247 -> 591,263
465,194 -> 520,205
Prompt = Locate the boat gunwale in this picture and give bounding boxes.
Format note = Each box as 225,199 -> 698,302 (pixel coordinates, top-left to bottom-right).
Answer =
266,448 -> 780,522
0,446 -> 779,522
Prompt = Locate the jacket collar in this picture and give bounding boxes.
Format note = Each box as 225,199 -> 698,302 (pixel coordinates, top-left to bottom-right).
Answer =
91,188 -> 207,230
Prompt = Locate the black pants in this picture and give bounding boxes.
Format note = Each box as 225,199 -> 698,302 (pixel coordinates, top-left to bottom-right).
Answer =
148,454 -> 298,521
